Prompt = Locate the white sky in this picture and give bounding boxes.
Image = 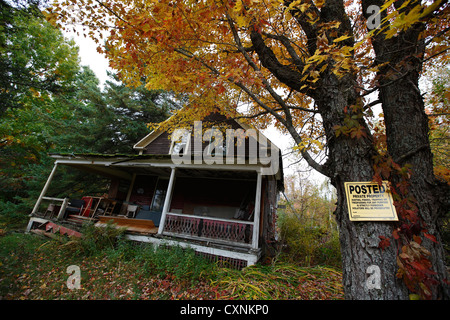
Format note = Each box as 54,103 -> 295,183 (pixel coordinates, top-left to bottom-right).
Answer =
64,29 -> 111,86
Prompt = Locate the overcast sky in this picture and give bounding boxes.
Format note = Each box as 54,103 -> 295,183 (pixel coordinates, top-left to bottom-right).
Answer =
64,28 -> 111,86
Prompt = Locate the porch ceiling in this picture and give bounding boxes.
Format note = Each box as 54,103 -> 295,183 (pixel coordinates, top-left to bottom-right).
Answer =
62,162 -> 178,180
63,163 -> 257,181
50,153 -> 259,181
176,168 -> 257,180
64,163 -> 134,181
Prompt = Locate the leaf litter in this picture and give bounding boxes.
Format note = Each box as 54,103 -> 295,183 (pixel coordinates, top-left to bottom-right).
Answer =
0,233 -> 343,300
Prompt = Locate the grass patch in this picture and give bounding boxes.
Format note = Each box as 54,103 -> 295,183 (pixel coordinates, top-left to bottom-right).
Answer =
0,230 -> 344,300
214,263 -> 343,300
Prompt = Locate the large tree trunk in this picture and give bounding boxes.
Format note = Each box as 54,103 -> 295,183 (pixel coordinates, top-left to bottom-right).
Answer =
376,29 -> 449,300
361,0 -> 450,299
379,72 -> 450,299
316,73 -> 409,299
251,0 -> 448,299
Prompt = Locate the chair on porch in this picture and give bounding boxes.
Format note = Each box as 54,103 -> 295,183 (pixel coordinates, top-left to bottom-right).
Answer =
44,203 -> 60,219
64,199 -> 85,218
126,205 -> 139,218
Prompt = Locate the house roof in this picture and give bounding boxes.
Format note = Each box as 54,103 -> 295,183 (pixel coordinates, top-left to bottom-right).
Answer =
133,111 -> 281,154
48,111 -> 284,188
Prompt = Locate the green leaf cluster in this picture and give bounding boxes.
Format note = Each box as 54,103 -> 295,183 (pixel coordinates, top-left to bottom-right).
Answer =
0,3 -> 176,227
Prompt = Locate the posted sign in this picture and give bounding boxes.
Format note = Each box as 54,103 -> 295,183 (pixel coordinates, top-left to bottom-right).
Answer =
344,181 -> 398,221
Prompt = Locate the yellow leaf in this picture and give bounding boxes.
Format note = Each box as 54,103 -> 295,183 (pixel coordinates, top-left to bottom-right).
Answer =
299,3 -> 310,13
333,35 -> 351,43
302,64 -> 310,74
233,0 -> 243,12
381,0 -> 396,11
420,0 -> 443,19
236,15 -> 248,28
385,27 -> 398,39
314,0 -> 325,9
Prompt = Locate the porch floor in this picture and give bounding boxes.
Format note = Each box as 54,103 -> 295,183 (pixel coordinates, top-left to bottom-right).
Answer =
95,215 -> 159,234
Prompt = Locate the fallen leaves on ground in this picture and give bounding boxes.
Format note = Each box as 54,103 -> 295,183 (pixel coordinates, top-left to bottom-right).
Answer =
0,233 -> 343,300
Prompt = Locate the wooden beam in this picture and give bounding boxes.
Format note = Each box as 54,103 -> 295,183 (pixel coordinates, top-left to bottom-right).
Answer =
96,216 -> 158,234
31,163 -> 59,215
125,173 -> 137,202
158,167 -> 176,234
252,170 -> 262,249
56,198 -> 69,221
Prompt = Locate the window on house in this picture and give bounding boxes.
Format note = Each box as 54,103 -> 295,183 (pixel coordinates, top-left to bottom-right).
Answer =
150,178 -> 169,212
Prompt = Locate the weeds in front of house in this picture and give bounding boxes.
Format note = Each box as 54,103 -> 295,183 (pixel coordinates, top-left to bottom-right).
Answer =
277,212 -> 342,268
214,263 -> 343,300
0,222 -> 344,300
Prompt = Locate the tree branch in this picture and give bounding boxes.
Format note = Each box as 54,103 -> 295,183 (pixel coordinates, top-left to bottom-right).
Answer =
283,0 -> 319,55
249,29 -> 306,93
262,32 -> 306,72
174,16 -> 328,176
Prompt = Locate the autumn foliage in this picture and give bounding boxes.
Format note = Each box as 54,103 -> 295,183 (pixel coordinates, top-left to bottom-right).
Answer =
46,0 -> 449,299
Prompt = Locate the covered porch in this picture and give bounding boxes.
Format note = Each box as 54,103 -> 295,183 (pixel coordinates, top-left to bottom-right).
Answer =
28,153 -> 267,266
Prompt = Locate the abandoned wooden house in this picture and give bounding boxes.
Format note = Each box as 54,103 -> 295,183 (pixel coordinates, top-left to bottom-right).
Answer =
26,112 -> 284,267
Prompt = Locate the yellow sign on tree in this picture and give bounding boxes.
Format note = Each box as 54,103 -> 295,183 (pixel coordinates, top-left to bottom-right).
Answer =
344,181 -> 398,222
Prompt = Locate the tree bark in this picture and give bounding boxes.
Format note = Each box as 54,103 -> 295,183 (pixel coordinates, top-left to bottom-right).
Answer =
361,0 -> 450,299
376,29 -> 449,300
380,76 -> 450,299
315,73 -> 409,299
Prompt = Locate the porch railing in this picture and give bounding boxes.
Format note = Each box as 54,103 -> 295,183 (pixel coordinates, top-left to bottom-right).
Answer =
162,212 -> 254,247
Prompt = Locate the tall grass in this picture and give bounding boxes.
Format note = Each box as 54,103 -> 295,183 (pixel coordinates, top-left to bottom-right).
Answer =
277,212 -> 341,268
105,240 -> 216,282
0,227 -> 344,299
63,222 -> 217,282
213,263 -> 343,300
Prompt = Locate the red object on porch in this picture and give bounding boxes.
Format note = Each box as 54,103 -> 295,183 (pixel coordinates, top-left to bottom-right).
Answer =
81,196 -> 94,217
45,221 -> 82,238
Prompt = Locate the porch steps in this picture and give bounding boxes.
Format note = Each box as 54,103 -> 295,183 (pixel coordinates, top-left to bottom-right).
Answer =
27,218 -> 82,239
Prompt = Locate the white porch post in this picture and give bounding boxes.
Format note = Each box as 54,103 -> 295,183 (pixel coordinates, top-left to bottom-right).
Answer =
56,197 -> 69,220
158,167 -> 176,235
31,162 -> 59,215
125,173 -> 137,202
252,170 -> 262,249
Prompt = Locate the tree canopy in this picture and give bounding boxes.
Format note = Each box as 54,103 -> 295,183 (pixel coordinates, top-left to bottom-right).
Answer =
46,0 -> 449,299
0,0 -> 79,116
